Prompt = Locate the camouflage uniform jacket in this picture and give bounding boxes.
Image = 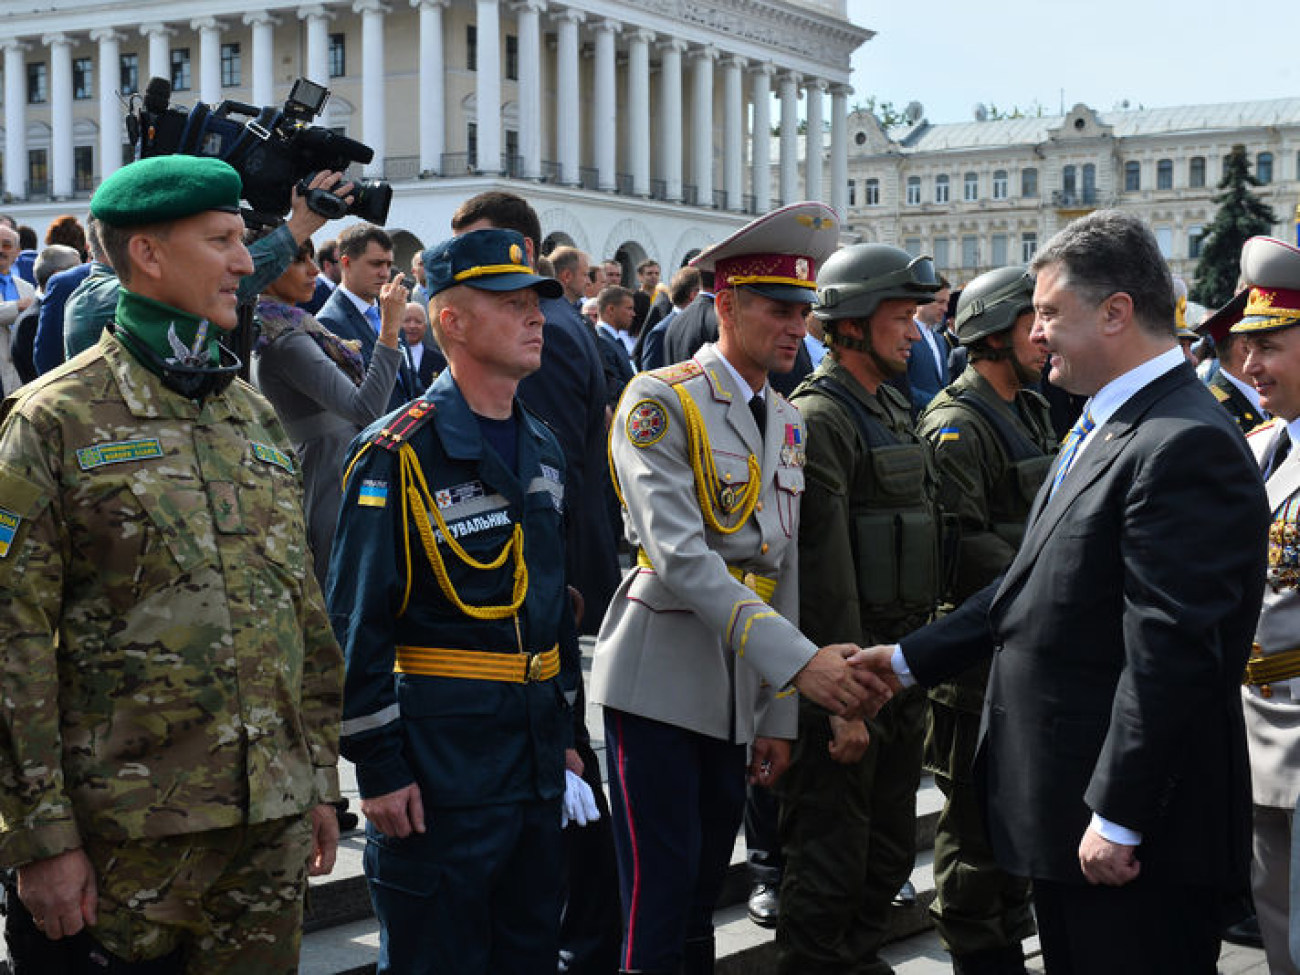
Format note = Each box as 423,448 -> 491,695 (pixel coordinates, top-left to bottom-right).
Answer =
0,330 -> 343,868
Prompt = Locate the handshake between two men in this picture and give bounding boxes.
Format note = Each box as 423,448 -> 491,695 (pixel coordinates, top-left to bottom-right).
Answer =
790,643 -> 903,720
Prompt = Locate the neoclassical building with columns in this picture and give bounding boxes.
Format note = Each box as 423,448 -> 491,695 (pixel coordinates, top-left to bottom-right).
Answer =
837,98 -> 1300,285
0,0 -> 869,269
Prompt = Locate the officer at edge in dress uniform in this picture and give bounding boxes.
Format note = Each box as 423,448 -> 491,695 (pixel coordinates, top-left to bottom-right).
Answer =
1230,235 -> 1300,975
329,227 -> 594,975
591,202 -> 893,975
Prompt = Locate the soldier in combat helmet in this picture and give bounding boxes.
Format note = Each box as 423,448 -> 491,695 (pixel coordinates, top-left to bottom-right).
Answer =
915,267 -> 1058,974
777,242 -> 947,975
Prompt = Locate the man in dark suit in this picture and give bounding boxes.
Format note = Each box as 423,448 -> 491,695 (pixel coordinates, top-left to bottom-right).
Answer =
316,224 -> 415,411
902,276 -> 952,415
663,277 -> 717,363
862,209 -> 1269,974
400,300 -> 444,390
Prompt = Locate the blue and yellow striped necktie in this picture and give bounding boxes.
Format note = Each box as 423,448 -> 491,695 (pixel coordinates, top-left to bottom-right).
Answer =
1049,407 -> 1096,497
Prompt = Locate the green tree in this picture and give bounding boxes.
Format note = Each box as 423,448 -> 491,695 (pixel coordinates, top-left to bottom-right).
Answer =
1192,144 -> 1277,308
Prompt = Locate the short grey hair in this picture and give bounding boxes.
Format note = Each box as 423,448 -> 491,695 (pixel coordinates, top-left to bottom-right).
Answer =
1031,209 -> 1175,337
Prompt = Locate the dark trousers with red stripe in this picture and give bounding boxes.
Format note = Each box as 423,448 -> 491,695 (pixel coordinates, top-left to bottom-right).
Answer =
603,708 -> 747,974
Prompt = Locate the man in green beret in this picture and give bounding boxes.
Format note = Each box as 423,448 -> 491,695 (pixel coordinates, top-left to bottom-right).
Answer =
60,168 -> 351,362
0,154 -> 344,973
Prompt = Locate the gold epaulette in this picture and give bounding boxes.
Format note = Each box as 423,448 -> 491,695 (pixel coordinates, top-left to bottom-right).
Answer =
650,359 -> 704,386
1209,384 -> 1230,403
375,398 -> 437,452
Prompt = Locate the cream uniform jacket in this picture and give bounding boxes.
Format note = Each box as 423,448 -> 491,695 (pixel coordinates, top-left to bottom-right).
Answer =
591,342 -> 814,743
1246,419 -> 1300,808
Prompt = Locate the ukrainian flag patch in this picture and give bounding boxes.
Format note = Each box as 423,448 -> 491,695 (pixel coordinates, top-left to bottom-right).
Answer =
76,438 -> 164,470
359,479 -> 388,508
938,427 -> 961,443
0,507 -> 21,558
251,442 -> 295,474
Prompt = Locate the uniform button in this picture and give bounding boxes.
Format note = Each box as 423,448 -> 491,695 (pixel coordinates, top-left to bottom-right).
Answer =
761,543 -> 769,554
725,472 -> 733,481
755,501 -> 764,511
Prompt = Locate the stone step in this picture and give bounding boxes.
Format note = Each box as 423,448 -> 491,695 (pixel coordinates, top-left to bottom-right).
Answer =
302,804 -> 944,975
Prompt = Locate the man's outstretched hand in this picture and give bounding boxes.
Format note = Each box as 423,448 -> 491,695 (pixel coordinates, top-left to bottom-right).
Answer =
793,644 -> 894,718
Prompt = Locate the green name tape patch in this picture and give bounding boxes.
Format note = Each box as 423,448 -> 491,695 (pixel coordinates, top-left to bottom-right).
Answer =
76,438 -> 164,470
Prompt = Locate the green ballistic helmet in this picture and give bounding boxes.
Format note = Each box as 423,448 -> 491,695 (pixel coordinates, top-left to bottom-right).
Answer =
813,244 -> 941,322
953,266 -> 1036,345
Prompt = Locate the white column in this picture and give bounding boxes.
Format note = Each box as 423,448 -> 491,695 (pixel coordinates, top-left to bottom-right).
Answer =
593,19 -> 618,191
92,29 -> 122,180
658,38 -> 684,202
555,8 -> 582,186
778,71 -> 800,205
804,78 -> 824,202
474,0 -> 501,173
722,55 -> 743,211
627,29 -> 652,197
3,41 -> 27,199
243,12 -> 277,105
139,23 -> 171,85
192,18 -> 221,104
689,45 -> 716,207
355,0 -> 387,177
413,0 -> 447,175
45,33 -> 72,199
830,83 -> 850,219
299,5 -> 331,86
750,63 -> 773,214
513,0 -> 542,179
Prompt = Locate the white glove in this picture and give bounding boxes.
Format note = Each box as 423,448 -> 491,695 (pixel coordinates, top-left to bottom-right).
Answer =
561,769 -> 600,828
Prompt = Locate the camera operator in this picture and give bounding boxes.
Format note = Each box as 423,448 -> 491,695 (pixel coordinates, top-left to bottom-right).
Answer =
60,170 -> 354,361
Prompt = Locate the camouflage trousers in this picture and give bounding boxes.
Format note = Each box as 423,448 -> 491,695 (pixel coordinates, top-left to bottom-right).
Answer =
83,814 -> 313,974
925,690 -> 1035,956
776,685 -> 926,975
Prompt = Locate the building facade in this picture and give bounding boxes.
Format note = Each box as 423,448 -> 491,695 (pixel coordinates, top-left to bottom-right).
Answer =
0,0 -> 869,269
840,99 -> 1300,284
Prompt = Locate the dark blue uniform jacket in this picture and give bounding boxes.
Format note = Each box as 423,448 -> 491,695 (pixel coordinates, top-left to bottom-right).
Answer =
328,370 -> 576,809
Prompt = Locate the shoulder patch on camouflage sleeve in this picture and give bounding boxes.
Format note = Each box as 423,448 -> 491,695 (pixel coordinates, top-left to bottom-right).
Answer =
251,441 -> 295,474
649,359 -> 704,386
626,399 -> 669,448
0,508 -> 21,557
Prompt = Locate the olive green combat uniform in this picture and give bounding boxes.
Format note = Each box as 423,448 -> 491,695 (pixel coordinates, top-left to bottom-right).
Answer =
777,356 -> 947,975
915,365 -> 1056,959
0,328 -> 343,971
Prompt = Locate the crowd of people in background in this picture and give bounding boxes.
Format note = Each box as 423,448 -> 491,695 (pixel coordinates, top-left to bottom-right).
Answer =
1,162 -> 1298,975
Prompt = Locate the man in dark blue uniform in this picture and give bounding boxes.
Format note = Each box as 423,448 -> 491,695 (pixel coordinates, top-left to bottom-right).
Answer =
328,228 -> 591,975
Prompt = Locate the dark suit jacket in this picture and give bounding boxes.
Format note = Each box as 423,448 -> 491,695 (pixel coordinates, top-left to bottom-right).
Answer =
596,329 -> 635,408
903,363 -> 1267,890
905,323 -> 952,413
299,278 -> 334,315
663,293 -> 717,364
316,287 -> 415,412
406,340 -> 444,393
33,262 -> 91,375
519,296 -> 620,635
635,291 -> 674,362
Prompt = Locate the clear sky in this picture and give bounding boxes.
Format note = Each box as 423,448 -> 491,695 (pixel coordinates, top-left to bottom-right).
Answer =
846,0 -> 1300,125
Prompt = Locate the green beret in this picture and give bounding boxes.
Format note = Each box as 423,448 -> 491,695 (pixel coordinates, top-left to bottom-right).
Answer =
91,156 -> 243,227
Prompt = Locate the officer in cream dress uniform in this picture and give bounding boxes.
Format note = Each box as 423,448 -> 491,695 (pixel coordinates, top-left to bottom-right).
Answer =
1231,236 -> 1300,975
591,203 -> 888,975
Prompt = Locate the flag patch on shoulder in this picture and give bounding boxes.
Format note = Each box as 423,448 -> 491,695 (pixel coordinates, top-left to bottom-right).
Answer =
359,479 -> 388,508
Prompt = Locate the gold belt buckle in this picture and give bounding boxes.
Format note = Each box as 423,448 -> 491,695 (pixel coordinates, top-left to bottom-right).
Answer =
527,653 -> 545,682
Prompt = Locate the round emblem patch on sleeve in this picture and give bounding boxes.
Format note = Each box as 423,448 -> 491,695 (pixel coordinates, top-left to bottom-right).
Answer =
626,399 -> 669,448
